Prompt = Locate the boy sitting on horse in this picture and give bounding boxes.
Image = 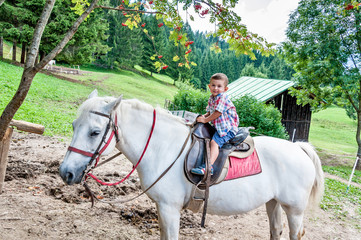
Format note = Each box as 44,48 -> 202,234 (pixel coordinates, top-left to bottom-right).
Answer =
191,73 -> 239,175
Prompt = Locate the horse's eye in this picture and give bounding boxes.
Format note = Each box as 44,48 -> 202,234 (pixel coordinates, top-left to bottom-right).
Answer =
90,130 -> 101,137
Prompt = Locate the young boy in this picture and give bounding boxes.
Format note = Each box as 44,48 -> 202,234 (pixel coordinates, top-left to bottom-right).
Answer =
191,73 -> 239,175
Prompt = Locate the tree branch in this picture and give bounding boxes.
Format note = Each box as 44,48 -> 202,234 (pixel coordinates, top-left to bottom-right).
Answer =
95,5 -> 162,14
345,90 -> 359,113
35,0 -> 101,71
340,34 -> 359,70
26,0 -> 56,69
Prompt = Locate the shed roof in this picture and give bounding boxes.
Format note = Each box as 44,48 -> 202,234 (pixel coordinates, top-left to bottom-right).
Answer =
227,76 -> 295,102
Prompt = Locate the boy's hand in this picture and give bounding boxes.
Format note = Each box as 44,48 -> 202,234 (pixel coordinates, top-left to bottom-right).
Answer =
196,115 -> 206,123
197,111 -> 221,124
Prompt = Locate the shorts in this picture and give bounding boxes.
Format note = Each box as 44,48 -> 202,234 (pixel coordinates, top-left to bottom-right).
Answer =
212,131 -> 236,148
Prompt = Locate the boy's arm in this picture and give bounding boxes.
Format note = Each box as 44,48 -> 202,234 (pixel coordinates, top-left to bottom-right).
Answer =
197,111 -> 221,123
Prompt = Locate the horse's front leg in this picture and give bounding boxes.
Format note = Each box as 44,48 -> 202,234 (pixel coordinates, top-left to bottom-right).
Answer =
156,202 -> 181,240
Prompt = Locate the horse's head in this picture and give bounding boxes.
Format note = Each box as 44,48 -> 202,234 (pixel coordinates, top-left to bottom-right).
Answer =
59,90 -> 122,185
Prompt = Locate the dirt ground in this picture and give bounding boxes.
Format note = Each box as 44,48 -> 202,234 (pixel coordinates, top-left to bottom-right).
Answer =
1,131 -> 360,240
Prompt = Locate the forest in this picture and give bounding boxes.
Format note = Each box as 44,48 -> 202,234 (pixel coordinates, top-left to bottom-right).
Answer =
0,0 -> 294,90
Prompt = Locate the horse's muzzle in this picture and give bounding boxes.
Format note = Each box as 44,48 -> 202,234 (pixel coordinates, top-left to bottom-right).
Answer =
59,163 -> 86,185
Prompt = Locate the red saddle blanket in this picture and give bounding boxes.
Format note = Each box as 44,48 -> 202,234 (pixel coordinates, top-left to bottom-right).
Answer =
225,150 -> 262,181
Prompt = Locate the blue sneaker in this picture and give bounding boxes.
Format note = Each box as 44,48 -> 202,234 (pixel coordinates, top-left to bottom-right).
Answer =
191,164 -> 214,175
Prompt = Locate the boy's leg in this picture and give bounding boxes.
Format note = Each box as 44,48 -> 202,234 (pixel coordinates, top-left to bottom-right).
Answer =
209,140 -> 219,165
191,140 -> 218,175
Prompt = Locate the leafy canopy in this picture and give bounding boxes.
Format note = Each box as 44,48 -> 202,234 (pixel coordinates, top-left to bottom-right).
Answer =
71,0 -> 276,71
282,0 -> 361,119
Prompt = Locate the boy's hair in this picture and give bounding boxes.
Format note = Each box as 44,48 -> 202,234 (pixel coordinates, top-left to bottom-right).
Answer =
210,73 -> 229,86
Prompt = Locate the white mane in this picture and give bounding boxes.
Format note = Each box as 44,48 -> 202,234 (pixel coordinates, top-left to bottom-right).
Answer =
77,96 -> 186,125
77,96 -> 116,117
121,99 -> 186,125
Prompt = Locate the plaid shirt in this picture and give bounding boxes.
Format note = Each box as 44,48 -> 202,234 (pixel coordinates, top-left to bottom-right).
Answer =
206,92 -> 239,137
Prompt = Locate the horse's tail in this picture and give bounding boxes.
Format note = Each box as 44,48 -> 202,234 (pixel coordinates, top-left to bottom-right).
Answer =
296,142 -> 325,208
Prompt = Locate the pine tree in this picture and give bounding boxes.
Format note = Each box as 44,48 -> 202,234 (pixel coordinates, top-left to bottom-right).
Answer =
140,15 -> 163,74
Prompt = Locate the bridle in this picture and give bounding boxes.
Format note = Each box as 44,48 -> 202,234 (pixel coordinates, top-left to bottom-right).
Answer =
67,110 -> 121,183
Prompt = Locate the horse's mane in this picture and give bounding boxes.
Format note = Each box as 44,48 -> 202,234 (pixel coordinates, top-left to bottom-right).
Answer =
122,99 -> 186,125
78,96 -> 186,125
77,96 -> 116,116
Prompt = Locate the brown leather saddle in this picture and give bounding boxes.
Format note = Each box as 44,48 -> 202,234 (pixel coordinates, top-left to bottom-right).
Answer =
184,123 -> 252,187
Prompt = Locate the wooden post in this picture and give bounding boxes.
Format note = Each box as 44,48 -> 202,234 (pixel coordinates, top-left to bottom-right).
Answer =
0,36 -> 3,59
0,120 -> 44,194
0,127 -> 13,194
21,42 -> 26,64
12,40 -> 17,61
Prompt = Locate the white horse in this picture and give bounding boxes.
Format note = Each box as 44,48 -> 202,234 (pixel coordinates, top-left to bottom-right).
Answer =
59,90 -> 324,240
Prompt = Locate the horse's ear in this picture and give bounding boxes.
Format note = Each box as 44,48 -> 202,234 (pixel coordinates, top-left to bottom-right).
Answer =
112,94 -> 123,111
88,89 -> 98,99
105,95 -> 123,113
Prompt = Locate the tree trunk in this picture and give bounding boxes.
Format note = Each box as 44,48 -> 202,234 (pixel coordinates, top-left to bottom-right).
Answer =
0,67 -> 37,137
12,40 -> 17,61
356,100 -> 361,170
0,0 -> 5,7
21,42 -> 26,64
0,36 -> 3,58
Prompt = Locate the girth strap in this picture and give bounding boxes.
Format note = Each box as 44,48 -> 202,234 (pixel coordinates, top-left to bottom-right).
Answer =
201,139 -> 212,228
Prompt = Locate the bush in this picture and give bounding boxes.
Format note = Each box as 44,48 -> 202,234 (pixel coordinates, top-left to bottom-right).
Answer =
170,87 -> 288,139
233,95 -> 288,139
172,86 -> 209,114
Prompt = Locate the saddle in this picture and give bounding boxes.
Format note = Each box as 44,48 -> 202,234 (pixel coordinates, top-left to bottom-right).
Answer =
183,123 -> 254,227
184,123 -> 254,187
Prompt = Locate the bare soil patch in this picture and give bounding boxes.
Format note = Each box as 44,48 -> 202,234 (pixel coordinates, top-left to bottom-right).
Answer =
1,131 -> 360,239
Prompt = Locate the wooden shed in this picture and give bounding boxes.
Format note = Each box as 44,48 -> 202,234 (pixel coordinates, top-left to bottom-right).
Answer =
227,76 -> 312,142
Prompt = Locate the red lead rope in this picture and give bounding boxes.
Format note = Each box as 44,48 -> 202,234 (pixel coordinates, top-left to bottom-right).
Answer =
86,109 -> 157,186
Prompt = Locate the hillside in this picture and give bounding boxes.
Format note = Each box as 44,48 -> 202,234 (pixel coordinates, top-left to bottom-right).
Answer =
0,60 -> 178,136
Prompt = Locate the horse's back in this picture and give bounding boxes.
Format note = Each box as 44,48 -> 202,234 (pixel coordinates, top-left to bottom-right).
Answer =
254,136 -> 317,205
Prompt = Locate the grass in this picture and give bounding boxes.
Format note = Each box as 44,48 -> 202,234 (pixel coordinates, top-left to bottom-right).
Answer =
51,64 -> 177,106
310,106 -> 361,225
309,106 -> 358,162
323,165 -> 361,185
0,61 -> 98,136
320,178 -> 361,229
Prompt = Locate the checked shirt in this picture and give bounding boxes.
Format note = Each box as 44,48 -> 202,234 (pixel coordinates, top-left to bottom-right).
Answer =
206,92 -> 239,137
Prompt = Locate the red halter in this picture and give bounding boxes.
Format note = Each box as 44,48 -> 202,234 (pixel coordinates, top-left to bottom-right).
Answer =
67,109 -> 156,186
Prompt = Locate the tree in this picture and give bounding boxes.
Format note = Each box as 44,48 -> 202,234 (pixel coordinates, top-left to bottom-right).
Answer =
140,15 -> 165,74
0,0 -> 98,141
240,63 -> 267,78
0,0 -> 110,65
0,0 -> 275,141
282,0 -> 361,169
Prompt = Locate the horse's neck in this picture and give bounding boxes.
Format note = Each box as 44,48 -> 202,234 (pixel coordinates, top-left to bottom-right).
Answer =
116,104 -> 190,175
